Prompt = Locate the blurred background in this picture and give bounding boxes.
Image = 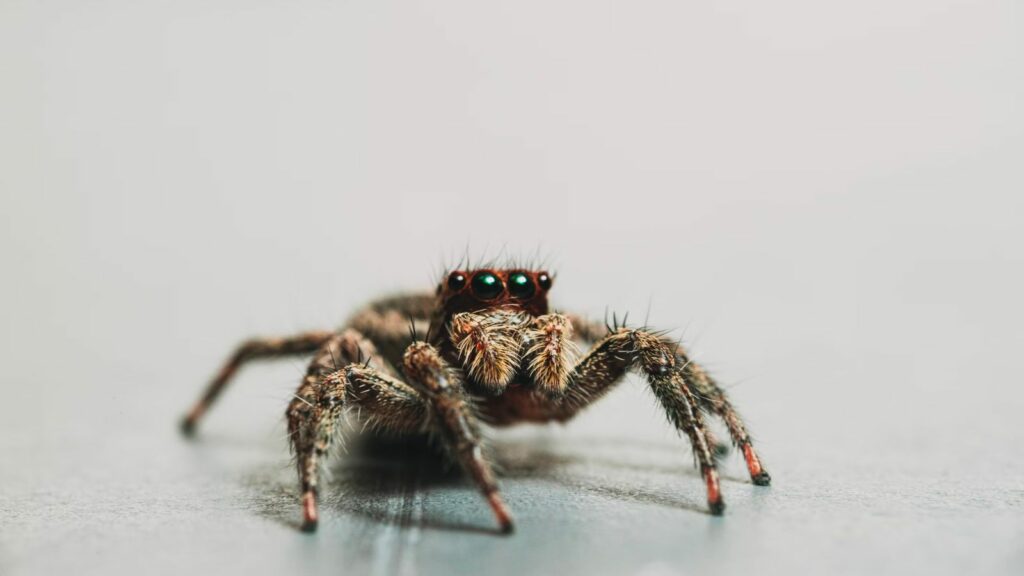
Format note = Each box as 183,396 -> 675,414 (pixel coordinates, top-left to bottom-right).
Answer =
1,1 -> 1022,575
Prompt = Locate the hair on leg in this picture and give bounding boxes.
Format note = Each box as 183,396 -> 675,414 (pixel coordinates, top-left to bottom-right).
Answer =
677,356 -> 771,485
401,341 -> 514,533
287,332 -> 511,533
286,329 -> 408,531
546,328 -> 726,515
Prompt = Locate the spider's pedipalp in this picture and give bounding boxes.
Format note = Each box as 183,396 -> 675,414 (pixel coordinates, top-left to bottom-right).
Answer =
447,310 -> 528,394
522,313 -> 578,396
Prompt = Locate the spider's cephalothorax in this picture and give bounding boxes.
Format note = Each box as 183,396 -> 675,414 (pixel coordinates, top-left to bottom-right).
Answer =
181,267 -> 770,534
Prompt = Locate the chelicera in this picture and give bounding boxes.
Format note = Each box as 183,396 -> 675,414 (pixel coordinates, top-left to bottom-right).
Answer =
182,265 -> 770,533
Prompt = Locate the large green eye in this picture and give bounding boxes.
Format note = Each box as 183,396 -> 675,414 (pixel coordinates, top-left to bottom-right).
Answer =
508,272 -> 535,299
471,272 -> 503,299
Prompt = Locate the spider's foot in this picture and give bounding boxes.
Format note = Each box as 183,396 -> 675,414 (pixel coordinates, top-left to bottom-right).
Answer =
180,404 -> 206,437
486,492 -> 515,534
301,491 -> 319,533
179,415 -> 198,437
741,443 -> 770,486
705,469 -> 725,516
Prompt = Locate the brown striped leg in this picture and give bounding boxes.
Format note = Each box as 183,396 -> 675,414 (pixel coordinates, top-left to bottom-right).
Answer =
287,333 -> 510,533
553,328 -> 725,515
680,357 -> 771,486
401,341 -> 514,533
286,329 -> 408,531
181,330 -> 334,435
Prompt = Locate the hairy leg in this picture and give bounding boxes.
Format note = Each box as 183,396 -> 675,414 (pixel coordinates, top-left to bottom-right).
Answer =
286,329 -> 404,531
563,314 -> 768,482
680,358 -> 771,485
287,334 -> 512,532
400,341 -> 514,532
181,330 -> 334,434
551,328 -> 726,514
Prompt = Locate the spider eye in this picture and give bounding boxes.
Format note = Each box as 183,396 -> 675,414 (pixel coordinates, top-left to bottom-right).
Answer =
447,272 -> 467,291
537,272 -> 552,291
471,272 -> 503,299
508,272 -> 535,299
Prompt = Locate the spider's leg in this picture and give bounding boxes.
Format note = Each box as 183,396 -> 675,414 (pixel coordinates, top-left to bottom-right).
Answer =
552,328 -> 726,515
287,333 -> 511,533
400,341 -> 514,533
680,358 -> 771,485
182,330 -> 334,435
287,329 -> 409,531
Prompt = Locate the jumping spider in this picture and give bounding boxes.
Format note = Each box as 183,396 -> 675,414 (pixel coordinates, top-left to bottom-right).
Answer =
181,267 -> 770,533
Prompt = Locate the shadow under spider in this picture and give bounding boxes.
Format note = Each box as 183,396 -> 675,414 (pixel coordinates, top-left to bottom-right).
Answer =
246,432 -> 719,533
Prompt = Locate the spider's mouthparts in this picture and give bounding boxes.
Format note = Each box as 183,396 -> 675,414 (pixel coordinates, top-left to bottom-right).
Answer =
449,310 -> 527,393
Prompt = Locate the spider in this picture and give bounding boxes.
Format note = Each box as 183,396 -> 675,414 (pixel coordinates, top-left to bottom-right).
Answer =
180,266 -> 770,533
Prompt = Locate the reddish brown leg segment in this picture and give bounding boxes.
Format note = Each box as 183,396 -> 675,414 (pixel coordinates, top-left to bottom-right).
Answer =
705,469 -> 723,514
487,492 -> 515,533
742,443 -> 770,485
301,491 -> 319,532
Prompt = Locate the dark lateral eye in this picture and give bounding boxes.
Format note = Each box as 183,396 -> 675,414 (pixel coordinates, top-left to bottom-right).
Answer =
537,272 -> 552,291
471,272 -> 503,299
508,272 -> 535,299
447,272 -> 467,291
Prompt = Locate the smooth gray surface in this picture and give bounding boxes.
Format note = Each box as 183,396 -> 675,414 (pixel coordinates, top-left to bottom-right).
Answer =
2,1 -> 1023,575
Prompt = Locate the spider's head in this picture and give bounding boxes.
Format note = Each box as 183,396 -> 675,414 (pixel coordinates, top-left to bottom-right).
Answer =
436,269 -> 555,393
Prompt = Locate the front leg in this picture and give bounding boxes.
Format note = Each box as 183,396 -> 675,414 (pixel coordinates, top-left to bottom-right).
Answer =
287,333 -> 512,533
287,329 -> 394,531
563,313 -> 771,486
557,328 -> 726,515
681,358 -> 771,486
401,341 -> 514,532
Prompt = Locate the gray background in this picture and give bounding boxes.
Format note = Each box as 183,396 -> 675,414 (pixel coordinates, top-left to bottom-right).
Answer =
1,1 -> 1022,575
